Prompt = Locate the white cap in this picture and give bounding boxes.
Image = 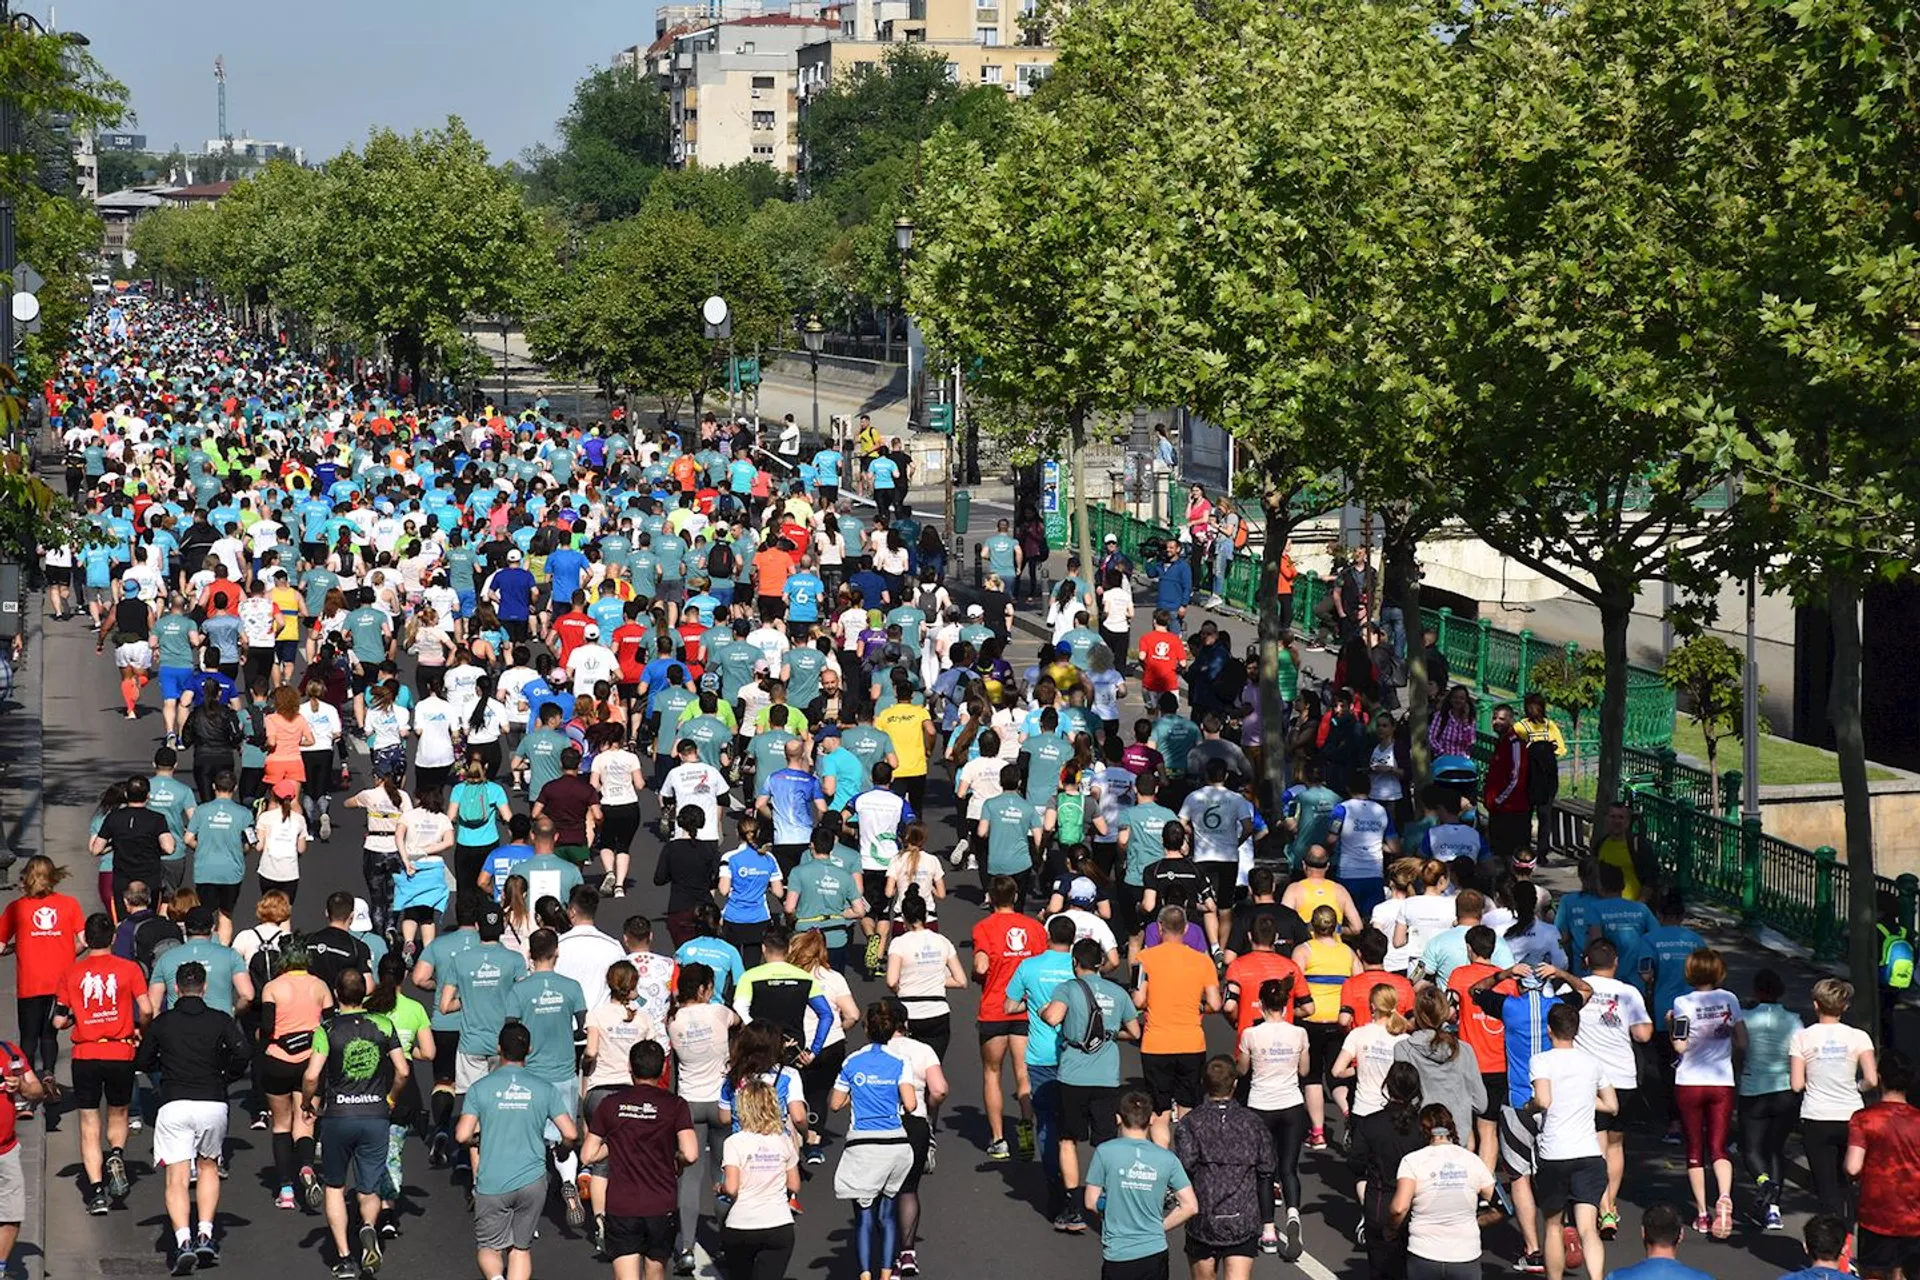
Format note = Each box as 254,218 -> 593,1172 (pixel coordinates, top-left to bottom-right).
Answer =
349,898 -> 374,933
507,548 -> 523,562
966,603 -> 985,618
583,624 -> 600,639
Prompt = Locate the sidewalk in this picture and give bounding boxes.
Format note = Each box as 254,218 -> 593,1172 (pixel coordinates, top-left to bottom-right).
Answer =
0,603 -> 47,1280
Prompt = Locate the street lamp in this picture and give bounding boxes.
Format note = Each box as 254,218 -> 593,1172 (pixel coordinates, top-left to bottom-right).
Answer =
894,216 -> 914,254
802,314 -> 825,449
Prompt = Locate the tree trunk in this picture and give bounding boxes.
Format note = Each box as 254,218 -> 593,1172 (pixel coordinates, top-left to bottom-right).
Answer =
1069,404 -> 1094,615
1832,577 -> 1881,1039
1593,589 -> 1632,808
1255,486 -> 1299,817
1382,509 -> 1428,785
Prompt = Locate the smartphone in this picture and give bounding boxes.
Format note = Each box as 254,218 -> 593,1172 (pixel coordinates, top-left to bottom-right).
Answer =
1671,1016 -> 1691,1040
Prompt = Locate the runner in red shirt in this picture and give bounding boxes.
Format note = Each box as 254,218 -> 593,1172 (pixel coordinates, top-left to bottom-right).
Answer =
1137,611 -> 1187,695
0,857 -> 85,1085
611,605 -> 650,711
1848,1053 -> 1920,1275
1447,940 -> 1511,1171
54,912 -> 149,1212
549,599 -> 595,664
1222,915 -> 1312,1036
1337,936 -> 1416,1030
970,877 -> 1046,1161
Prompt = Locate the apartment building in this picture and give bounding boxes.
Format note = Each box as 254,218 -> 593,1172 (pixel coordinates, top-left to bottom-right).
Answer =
653,15 -> 837,172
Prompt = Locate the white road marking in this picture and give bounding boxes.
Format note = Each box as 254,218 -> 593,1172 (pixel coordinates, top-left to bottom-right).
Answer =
1296,1248 -> 1340,1280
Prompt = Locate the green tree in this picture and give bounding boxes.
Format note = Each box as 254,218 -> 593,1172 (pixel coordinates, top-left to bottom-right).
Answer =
1661,636 -> 1763,812
741,198 -> 838,317
640,166 -> 755,232
94,148 -> 153,193
1529,649 -> 1608,788
304,120 -> 538,386
526,209 -> 783,420
523,65 -> 672,223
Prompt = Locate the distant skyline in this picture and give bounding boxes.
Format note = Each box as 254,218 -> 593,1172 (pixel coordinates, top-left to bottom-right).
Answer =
48,0 -> 645,165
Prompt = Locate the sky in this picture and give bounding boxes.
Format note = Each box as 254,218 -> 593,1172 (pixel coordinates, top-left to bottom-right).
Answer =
46,0 -> 644,164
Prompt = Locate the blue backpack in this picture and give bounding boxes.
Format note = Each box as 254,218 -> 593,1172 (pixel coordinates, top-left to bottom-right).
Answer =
1880,924 -> 1914,991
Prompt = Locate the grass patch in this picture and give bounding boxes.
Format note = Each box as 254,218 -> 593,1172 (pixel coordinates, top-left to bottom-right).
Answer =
1668,715 -> 1901,788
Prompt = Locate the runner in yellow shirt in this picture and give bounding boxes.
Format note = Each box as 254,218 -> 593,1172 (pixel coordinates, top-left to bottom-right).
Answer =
267,568 -> 306,685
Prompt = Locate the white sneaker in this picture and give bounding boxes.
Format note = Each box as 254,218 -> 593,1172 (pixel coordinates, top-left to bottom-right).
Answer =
319,812 -> 332,841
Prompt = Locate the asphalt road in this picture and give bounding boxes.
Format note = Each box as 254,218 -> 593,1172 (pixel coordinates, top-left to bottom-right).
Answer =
19,581 -> 1827,1280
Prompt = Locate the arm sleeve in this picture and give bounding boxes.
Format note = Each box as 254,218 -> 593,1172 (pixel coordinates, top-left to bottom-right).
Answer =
806,995 -> 833,1054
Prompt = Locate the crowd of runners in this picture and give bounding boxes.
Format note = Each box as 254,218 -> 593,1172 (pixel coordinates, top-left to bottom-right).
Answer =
0,296 -> 1910,1280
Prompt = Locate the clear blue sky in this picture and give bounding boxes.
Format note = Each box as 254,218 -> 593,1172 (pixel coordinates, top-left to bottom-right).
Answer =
45,0 -> 645,163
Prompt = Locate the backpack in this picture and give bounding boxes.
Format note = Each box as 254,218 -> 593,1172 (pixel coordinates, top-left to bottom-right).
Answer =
1882,924 -> 1915,991
245,926 -> 294,991
1060,977 -> 1109,1055
455,783 -> 492,830
245,703 -> 268,751
707,540 -> 736,580
1231,517 -> 1249,550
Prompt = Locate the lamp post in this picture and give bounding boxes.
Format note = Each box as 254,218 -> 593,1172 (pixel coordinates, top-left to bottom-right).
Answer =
802,313 -> 825,447
0,11 -> 87,370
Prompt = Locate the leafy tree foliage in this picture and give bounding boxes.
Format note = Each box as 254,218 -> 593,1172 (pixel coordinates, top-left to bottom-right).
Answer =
522,65 -> 672,224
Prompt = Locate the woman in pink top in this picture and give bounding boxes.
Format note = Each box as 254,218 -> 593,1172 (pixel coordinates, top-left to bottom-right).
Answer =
262,684 -> 314,787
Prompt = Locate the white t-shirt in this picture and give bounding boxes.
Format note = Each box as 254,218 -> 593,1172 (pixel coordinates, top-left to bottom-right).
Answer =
722,1130 -> 797,1231
443,663 -> 484,720
1343,1023 -> 1409,1116
1373,899 -> 1412,973
303,701 -> 344,753
400,810 -> 451,861
1399,894 -> 1457,959
1056,908 -> 1118,956
1100,586 -> 1133,632
583,1001 -> 658,1092
463,699 -> 513,746
365,702 -> 410,750
1791,1022 -> 1875,1121
1180,785 -> 1255,865
803,967 -> 853,1051
888,930 -> 957,1019
1531,1045 -> 1604,1160
1671,988 -> 1745,1087
1240,1019 -> 1308,1111
957,755 -> 1004,821
593,750 -> 643,807
1576,975 -> 1652,1090
556,927 -> 626,1011
667,1002 -> 734,1103
256,807 -> 307,881
883,1034 -> 942,1118
413,696 -> 458,768
661,762 -> 727,842
1398,1143 -> 1495,1264
567,643 -> 621,689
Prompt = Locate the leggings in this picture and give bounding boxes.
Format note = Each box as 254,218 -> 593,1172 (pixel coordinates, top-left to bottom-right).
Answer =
675,1099 -> 724,1253
363,850 -> 399,939
799,1041 -> 846,1135
258,875 -> 300,905
468,740 -> 503,781
15,994 -> 57,1079
720,1223 -> 795,1280
1737,1089 -> 1796,1203
1802,1116 -> 1854,1216
854,1196 -> 899,1277
1251,1103 -> 1309,1215
193,752 -> 236,803
1407,1260 -> 1480,1280
599,803 -> 641,857
1672,1083 -> 1734,1168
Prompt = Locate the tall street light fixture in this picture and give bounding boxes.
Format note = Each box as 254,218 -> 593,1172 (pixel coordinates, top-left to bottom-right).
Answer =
802,313 -> 825,450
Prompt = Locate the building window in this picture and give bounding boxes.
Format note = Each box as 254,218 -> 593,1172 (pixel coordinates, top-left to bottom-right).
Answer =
855,60 -> 875,72
981,63 -> 1003,83
752,74 -> 776,97
752,110 -> 776,130
976,6 -> 999,20
752,143 -> 775,158
976,25 -> 1001,43
1016,62 -> 1048,94
944,62 -> 960,81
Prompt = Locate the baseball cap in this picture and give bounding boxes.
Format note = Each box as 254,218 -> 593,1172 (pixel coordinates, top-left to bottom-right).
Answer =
1104,533 -> 1118,545
966,603 -> 984,619
700,671 -> 722,693
122,579 -> 141,597
349,898 -> 374,932
1512,850 -> 1538,871
815,721 -> 843,742
507,548 -> 523,562
272,778 -> 300,800
477,906 -> 505,940
583,624 -> 600,639
1068,885 -> 1098,908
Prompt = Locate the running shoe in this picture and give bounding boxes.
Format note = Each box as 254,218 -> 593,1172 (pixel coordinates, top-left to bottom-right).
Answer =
1512,1252 -> 1546,1274
319,812 -> 332,841
105,1149 -> 130,1200
358,1223 -> 382,1273
1306,1127 -> 1328,1152
1598,1209 -> 1619,1241
378,1214 -> 399,1240
274,1187 -> 296,1210
427,1133 -> 450,1169
986,1138 -> 1010,1161
193,1233 -> 219,1267
1766,1204 -> 1783,1231
561,1178 -> 587,1228
613,886 -> 626,898
1259,1229 -> 1277,1255
1052,1208 -> 1087,1234
169,1247 -> 197,1277
1693,1211 -> 1710,1235
250,1111 -> 269,1131
1015,1118 -> 1036,1161
1281,1209 -> 1303,1263
330,1263 -> 358,1280
87,1187 -> 109,1216
1563,1224 -> 1585,1270
923,1137 -> 937,1174
127,1113 -> 142,1131
1662,1128 -> 1684,1145
896,1249 -> 919,1278
299,1165 -> 324,1212
671,1249 -> 696,1276
215,1154 -> 230,1180
804,1144 -> 827,1167
1712,1195 -> 1733,1240
600,871 -> 616,896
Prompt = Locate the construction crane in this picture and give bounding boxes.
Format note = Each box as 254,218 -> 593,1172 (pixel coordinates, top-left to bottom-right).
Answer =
214,56 -> 229,152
